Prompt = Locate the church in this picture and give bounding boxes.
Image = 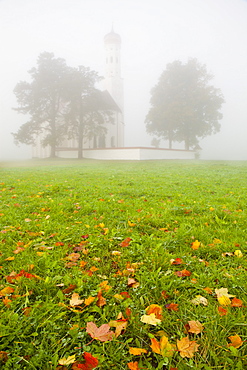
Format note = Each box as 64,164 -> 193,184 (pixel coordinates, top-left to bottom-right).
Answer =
32,27 -> 124,159
32,28 -> 194,161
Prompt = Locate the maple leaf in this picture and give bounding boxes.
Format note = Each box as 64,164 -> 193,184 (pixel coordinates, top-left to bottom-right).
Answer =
86,322 -> 114,342
150,336 -> 175,357
58,355 -> 76,365
70,293 -> 84,307
119,237 -> 132,247
231,297 -> 243,307
228,334 -> 243,348
0,286 -> 15,296
165,303 -> 179,311
96,290 -> 106,307
175,269 -> 191,277
146,304 -> 163,319
84,296 -> 95,306
191,295 -> 208,306
72,352 -> 98,370
177,336 -> 199,358
127,362 -> 139,370
191,240 -> 200,250
109,317 -> 128,338
127,277 -> 140,288
218,306 -> 228,316
187,320 -> 204,334
140,313 -> 161,326
129,347 -> 148,355
215,288 -> 235,306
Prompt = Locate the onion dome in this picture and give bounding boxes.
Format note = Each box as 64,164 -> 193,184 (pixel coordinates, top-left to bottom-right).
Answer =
104,27 -> 121,44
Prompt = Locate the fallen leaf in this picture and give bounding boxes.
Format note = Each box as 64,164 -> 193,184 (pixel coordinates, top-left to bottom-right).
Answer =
146,304 -> 163,319
119,237 -> 132,247
191,295 -> 208,306
72,352 -> 98,370
170,258 -> 184,265
127,362 -> 139,370
218,306 -> 228,316
215,288 -> 235,306
231,297 -> 243,307
191,240 -> 200,250
140,313 -> 161,326
0,286 -> 15,296
165,303 -> 179,311
58,355 -> 76,365
96,290 -> 106,307
234,250 -> 243,258
129,347 -> 148,355
86,322 -> 114,342
228,334 -> 243,348
109,317 -> 127,338
127,277 -> 139,288
187,320 -> 204,334
175,269 -> 191,277
177,336 -> 199,358
150,336 -> 175,357
70,293 -> 84,307
84,296 -> 95,306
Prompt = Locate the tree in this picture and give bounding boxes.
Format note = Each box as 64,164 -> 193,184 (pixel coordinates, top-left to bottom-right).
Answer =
13,52 -> 69,157
64,67 -> 113,158
145,59 -> 224,150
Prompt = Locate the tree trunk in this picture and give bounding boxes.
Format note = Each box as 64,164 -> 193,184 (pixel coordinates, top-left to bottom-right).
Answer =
78,100 -> 84,159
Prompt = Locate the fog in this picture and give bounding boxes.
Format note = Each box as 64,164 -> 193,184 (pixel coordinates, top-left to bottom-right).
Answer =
1,0 -> 247,160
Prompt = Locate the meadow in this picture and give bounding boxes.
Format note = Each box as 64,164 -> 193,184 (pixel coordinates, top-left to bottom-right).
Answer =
0,159 -> 246,369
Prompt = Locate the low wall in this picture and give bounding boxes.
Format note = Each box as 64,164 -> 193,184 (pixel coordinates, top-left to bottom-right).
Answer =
56,147 -> 195,160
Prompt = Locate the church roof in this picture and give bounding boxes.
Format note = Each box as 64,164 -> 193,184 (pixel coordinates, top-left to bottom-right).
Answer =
93,90 -> 121,113
104,28 -> 121,44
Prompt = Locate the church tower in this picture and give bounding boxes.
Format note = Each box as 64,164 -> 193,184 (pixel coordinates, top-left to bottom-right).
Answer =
104,27 -> 124,146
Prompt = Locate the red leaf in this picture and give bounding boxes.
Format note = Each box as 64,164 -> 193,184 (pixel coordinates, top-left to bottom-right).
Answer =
165,303 -> 179,311
72,352 -> 98,370
171,258 -> 184,265
218,306 -> 228,316
231,297 -> 243,307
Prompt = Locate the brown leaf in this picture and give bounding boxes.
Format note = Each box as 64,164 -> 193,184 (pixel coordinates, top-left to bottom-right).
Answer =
70,293 -> 84,307
96,290 -> 106,307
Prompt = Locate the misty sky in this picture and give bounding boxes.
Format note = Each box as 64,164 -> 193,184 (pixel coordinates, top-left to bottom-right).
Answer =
1,0 -> 247,160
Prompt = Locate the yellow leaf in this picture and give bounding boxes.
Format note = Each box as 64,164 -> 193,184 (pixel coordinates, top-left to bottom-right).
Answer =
140,313 -> 161,326
113,294 -> 124,300
177,336 -> 199,358
128,220 -> 136,227
146,304 -> 163,319
218,295 -> 232,306
187,320 -> 204,334
58,354 -> 76,365
5,256 -> 15,261
129,347 -> 148,355
234,250 -> 243,258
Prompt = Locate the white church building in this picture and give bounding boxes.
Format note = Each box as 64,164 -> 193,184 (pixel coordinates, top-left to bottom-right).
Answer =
32,28 -> 195,161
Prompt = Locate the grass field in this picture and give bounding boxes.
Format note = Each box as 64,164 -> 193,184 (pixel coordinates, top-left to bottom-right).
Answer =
0,159 -> 246,369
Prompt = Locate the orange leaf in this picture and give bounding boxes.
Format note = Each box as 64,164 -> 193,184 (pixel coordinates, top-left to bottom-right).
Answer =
86,322 -> 114,342
231,297 -> 243,307
129,347 -> 148,355
84,296 -> 95,306
170,258 -> 184,265
191,240 -> 200,250
146,304 -> 163,319
72,352 -> 98,370
218,306 -> 228,316
108,318 -> 127,338
119,237 -> 132,247
228,334 -> 243,348
127,362 -> 139,370
150,337 -> 161,354
177,336 -> 199,358
175,269 -> 191,277
0,286 -> 15,296
165,303 -> 179,311
187,320 -> 204,334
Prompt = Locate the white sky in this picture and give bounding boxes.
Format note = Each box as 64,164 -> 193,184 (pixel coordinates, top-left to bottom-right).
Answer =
0,0 -> 247,160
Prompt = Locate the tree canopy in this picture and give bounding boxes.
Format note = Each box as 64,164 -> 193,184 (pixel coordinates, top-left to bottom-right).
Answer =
145,59 -> 225,150
13,52 -> 112,158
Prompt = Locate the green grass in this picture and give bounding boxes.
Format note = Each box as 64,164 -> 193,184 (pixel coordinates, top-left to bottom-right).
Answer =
0,159 -> 246,369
